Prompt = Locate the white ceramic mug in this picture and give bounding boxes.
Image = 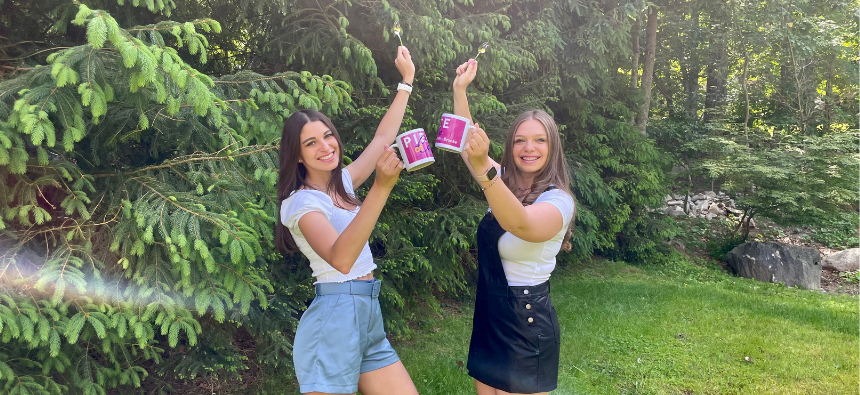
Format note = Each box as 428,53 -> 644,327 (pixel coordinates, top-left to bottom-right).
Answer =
390,128 -> 435,172
435,113 -> 475,153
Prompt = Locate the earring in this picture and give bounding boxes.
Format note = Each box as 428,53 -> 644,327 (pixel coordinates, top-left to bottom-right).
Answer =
298,159 -> 303,163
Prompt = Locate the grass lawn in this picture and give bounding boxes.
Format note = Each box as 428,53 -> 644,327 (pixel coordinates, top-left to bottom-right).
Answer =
392,256 -> 859,395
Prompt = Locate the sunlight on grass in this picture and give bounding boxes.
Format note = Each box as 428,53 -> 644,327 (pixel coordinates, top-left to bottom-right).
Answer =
394,257 -> 859,395
259,256 -> 858,394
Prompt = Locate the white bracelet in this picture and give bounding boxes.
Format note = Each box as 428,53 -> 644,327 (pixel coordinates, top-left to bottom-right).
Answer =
397,82 -> 413,93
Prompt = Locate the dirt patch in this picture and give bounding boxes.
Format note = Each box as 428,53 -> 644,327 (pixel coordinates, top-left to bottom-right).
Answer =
820,268 -> 860,296
120,327 -> 272,395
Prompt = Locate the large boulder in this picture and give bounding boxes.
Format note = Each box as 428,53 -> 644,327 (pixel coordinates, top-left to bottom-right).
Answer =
822,248 -> 860,272
726,241 -> 822,290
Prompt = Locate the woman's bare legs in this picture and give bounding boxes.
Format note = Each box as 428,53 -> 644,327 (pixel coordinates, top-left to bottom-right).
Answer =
357,360 -> 419,395
474,379 -> 549,395
302,360 -> 416,395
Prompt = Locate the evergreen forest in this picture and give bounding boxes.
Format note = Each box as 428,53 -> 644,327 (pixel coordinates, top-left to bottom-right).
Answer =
0,0 -> 857,393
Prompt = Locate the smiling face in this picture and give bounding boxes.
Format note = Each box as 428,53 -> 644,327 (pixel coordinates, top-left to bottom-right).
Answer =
511,119 -> 550,176
299,120 -> 340,175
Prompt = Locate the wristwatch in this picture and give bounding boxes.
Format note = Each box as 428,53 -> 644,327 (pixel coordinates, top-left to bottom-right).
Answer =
476,165 -> 498,182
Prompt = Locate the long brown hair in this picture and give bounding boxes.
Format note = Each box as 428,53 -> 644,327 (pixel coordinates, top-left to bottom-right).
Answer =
276,109 -> 361,253
498,110 -> 576,250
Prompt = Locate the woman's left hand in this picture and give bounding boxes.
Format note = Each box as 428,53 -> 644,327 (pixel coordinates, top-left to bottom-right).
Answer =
395,46 -> 415,84
464,124 -> 491,173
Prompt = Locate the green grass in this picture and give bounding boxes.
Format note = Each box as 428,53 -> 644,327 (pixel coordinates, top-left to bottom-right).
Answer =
394,257 -> 859,395
257,255 -> 859,394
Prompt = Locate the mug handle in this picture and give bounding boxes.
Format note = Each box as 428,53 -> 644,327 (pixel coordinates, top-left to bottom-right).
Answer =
464,124 -> 476,140
389,142 -> 404,161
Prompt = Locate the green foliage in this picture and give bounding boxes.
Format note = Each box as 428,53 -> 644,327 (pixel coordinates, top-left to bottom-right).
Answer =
0,3 -> 351,393
806,213 -> 860,250
4,0 -> 854,391
697,129 -> 859,238
839,271 -> 860,284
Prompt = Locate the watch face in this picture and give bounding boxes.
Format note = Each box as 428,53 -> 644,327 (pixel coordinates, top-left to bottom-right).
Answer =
486,166 -> 498,180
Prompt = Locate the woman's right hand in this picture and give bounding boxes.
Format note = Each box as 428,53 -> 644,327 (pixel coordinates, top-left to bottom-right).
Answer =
374,145 -> 404,190
395,46 -> 415,84
453,59 -> 477,92
463,124 -> 492,175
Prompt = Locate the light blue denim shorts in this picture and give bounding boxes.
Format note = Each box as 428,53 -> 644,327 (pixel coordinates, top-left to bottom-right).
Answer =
293,279 -> 400,394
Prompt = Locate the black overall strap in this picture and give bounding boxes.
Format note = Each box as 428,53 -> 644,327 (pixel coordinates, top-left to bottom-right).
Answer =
475,212 -> 508,294
476,185 -> 557,294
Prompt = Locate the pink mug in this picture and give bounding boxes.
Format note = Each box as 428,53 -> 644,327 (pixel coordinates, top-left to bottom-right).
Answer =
435,113 -> 475,153
390,128 -> 435,172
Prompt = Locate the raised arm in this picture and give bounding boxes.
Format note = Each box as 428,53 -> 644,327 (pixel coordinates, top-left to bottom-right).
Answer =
299,147 -> 404,274
453,59 -> 477,122
452,60 -> 500,179
346,46 -> 415,188
464,127 -> 563,242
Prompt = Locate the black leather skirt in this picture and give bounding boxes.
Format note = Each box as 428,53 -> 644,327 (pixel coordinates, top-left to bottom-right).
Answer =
467,280 -> 561,393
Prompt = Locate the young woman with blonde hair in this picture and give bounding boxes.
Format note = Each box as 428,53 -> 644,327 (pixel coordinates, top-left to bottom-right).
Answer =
453,59 -> 576,395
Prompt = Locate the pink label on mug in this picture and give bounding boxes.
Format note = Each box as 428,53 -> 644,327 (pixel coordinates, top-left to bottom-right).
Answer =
437,116 -> 468,147
401,130 -> 433,164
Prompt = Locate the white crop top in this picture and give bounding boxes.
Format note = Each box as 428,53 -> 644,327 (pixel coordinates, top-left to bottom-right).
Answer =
497,189 -> 575,286
280,168 -> 376,284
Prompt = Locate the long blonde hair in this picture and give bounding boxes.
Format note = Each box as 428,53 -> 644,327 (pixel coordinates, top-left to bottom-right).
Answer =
498,110 -> 575,250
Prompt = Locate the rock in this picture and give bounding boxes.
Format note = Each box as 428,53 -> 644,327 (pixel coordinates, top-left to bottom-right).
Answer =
667,200 -> 683,206
708,204 -> 724,216
726,241 -> 822,290
668,239 -> 686,252
696,201 -> 710,212
704,191 -> 717,198
822,248 -> 860,272
726,207 -> 743,216
748,218 -> 756,229
706,213 -> 717,220
665,195 -> 673,202
666,206 -> 687,217
673,194 -> 684,200
691,193 -> 706,201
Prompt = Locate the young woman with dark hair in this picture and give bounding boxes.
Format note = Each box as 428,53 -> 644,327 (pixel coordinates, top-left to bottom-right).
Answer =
453,60 -> 576,395
276,47 -> 419,395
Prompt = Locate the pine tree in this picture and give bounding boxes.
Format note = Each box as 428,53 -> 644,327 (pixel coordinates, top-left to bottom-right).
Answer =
0,0 -> 693,391
0,2 -> 353,392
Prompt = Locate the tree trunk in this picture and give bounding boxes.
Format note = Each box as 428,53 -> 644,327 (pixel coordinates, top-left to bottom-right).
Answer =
655,76 -> 675,118
825,54 -> 835,134
703,20 -> 728,123
742,41 -> 750,147
630,15 -> 642,89
636,8 -> 658,135
682,3 -> 700,119
703,1 -> 730,123
630,14 -> 641,124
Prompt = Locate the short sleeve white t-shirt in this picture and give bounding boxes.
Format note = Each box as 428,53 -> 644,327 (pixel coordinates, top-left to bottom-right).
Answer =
280,169 -> 376,284
497,189 -> 575,286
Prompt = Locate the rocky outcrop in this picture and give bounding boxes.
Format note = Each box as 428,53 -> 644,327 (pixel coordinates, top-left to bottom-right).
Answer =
658,191 -> 754,227
726,241 -> 822,290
